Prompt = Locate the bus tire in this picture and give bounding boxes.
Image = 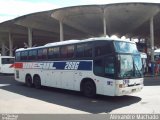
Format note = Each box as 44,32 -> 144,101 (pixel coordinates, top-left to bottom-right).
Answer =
81,79 -> 96,98
33,75 -> 41,89
25,75 -> 32,87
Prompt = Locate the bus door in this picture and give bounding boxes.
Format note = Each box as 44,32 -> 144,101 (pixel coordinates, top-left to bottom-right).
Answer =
94,55 -> 116,95
103,56 -> 116,95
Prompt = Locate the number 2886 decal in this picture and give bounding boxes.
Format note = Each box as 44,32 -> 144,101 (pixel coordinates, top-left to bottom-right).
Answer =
64,62 -> 80,70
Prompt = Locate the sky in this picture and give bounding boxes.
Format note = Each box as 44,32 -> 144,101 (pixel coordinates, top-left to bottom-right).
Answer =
0,0 -> 159,23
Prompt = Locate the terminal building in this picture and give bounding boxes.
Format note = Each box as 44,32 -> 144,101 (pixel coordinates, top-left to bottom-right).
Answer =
0,2 -> 160,64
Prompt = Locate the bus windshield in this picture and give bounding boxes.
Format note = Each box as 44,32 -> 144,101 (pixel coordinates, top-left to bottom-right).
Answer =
114,41 -> 139,54
119,54 -> 143,79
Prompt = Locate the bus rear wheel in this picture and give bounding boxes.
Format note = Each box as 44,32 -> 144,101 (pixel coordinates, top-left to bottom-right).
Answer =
25,75 -> 32,87
82,80 -> 96,98
33,75 -> 41,89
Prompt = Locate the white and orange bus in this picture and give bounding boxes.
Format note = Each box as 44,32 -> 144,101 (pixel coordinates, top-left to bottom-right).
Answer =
14,37 -> 143,97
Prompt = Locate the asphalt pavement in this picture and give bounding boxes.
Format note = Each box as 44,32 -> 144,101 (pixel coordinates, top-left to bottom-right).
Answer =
0,74 -> 160,114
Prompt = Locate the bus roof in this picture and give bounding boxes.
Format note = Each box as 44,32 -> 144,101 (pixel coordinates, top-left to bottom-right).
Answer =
0,55 -> 14,58
154,49 -> 160,53
16,37 -> 135,52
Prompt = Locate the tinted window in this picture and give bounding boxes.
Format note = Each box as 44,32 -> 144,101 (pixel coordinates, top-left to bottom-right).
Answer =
67,45 -> 74,58
48,47 -> 60,59
61,46 -> 68,58
21,51 -> 28,61
37,49 -> 43,59
38,48 -> 48,60
42,49 -> 48,59
104,56 -> 115,78
48,47 -> 54,59
15,52 -> 20,61
93,56 -> 115,79
76,44 -> 84,57
94,59 -> 104,76
84,44 -> 92,57
60,45 -> 74,58
76,43 -> 92,58
95,42 -> 114,57
28,50 -> 37,60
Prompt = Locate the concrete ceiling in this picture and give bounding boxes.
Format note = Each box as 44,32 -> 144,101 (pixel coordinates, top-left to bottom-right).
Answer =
52,3 -> 160,43
1,2 -> 160,50
14,10 -> 90,40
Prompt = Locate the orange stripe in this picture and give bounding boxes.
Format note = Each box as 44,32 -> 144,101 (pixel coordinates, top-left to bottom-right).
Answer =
15,63 -> 23,68
9,64 -> 15,68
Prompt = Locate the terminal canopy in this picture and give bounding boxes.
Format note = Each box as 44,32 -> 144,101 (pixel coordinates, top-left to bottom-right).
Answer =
1,2 -> 160,49
52,3 -> 160,46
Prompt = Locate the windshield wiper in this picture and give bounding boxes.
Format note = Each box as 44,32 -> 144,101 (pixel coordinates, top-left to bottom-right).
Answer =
134,63 -> 142,77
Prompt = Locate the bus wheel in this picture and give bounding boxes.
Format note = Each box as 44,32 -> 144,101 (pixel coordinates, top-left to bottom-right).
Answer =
25,75 -> 32,87
33,75 -> 41,89
82,80 -> 96,98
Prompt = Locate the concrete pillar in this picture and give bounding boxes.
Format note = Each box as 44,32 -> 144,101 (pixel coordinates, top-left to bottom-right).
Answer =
60,21 -> 64,41
150,17 -> 154,62
103,9 -> 107,36
28,27 -> 32,47
9,33 -> 13,56
150,17 -> 155,76
1,41 -> 6,56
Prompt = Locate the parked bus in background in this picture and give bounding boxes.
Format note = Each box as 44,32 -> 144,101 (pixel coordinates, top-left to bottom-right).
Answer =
14,37 -> 143,97
154,49 -> 160,75
140,52 -> 147,74
0,54 -> 14,74
154,49 -> 160,62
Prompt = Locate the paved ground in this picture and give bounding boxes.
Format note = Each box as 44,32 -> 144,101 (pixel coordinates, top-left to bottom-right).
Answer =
0,75 -> 160,114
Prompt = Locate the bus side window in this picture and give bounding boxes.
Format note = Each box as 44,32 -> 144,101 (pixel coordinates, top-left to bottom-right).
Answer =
67,45 -> 74,58
48,47 -> 54,59
60,46 -> 68,58
84,44 -> 92,57
76,44 -> 84,58
104,56 -> 115,78
94,59 -> 104,76
28,50 -> 37,61
54,47 -> 60,59
38,49 -> 43,60
48,47 -> 60,59
16,52 -> 21,61
20,51 -> 28,61
42,48 -> 48,60
38,48 -> 47,60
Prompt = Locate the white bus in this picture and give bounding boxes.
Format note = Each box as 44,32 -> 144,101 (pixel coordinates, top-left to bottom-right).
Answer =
0,54 -> 14,74
14,38 -> 143,97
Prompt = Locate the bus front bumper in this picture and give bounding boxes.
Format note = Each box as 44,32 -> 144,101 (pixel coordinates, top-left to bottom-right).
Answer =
115,84 -> 143,96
